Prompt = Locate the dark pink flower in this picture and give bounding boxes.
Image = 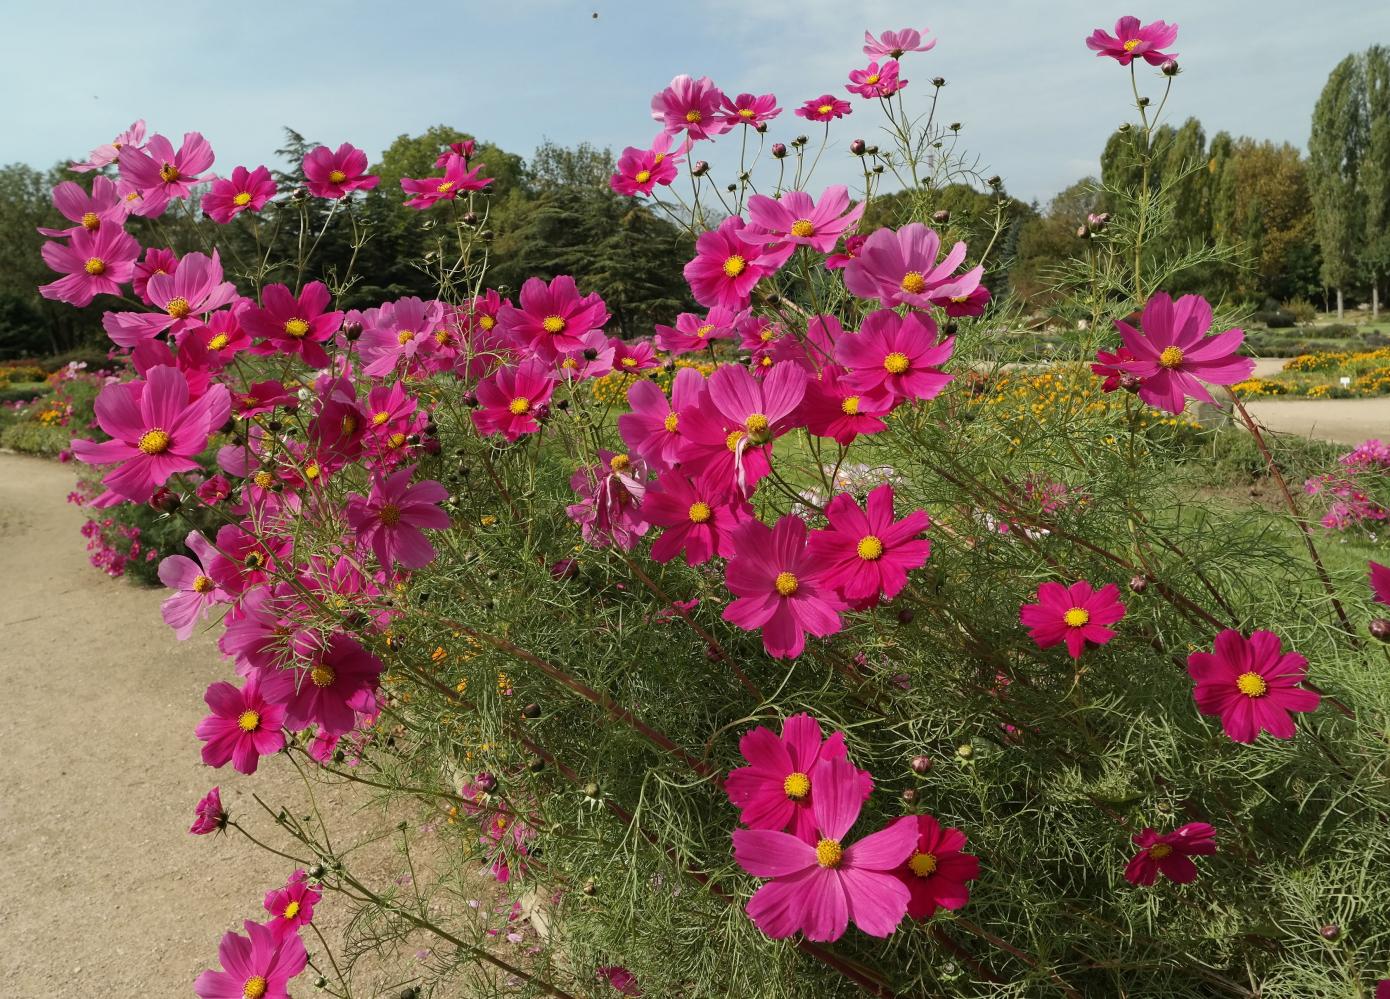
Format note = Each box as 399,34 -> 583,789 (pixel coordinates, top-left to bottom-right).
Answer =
567,451 -> 651,551
39,224 -> 140,308
346,465 -> 450,571
826,232 -> 868,271
1019,581 -> 1126,659
190,786 -> 227,835
1188,630 -> 1320,744
1372,561 -> 1390,605
245,281 -> 343,368
194,919 -> 307,999
71,119 -> 146,173
303,143 -> 380,199
891,814 -> 980,919
401,153 -> 493,209
641,470 -> 748,565
834,308 -> 953,403
196,673 -> 292,775
133,246 -> 179,304
203,165 -> 276,223
618,366 -> 704,469
1091,345 -> 1138,393
104,250 -> 242,346
1124,822 -> 1215,886
610,133 -> 690,196
798,364 -> 893,444
733,757 -> 916,940
263,870 -> 322,940
745,185 -> 865,257
119,131 -> 215,216
843,223 -> 983,309
358,296 -> 445,376
719,92 -> 782,128
684,217 -> 777,312
795,95 -> 853,122
277,634 -> 382,736
612,337 -> 658,374
1086,16 -> 1179,66
37,175 -> 128,237
1114,293 -> 1255,415
653,306 -> 740,354
159,531 -> 230,639
807,484 -> 930,607
847,60 -> 908,99
472,359 -> 556,441
864,28 -> 936,59
597,966 -> 642,996
499,275 -> 609,360
650,75 -> 731,140
723,515 -> 845,659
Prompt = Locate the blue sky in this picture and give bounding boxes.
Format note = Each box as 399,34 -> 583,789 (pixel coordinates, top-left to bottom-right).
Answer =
5,0 -> 1389,204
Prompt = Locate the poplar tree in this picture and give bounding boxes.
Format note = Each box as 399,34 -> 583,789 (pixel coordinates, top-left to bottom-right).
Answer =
1308,55 -> 1366,318
1361,45 -> 1390,317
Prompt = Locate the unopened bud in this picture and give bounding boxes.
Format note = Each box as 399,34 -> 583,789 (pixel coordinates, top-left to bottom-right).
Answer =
691,160 -> 709,177
794,134 -> 809,146
343,322 -> 362,342
987,175 -> 1003,189
956,743 -> 974,760
910,755 -> 933,775
771,143 -> 787,158
1119,372 -> 1142,393
896,607 -> 915,625
476,771 -> 497,792
461,211 -> 479,225
1370,619 -> 1390,642
528,755 -> 545,773
1319,924 -> 1341,941
932,76 -> 946,88
1129,575 -> 1150,594
550,558 -> 578,580
901,787 -> 918,803
1161,59 -> 1180,77
755,121 -> 768,133
149,487 -> 181,514
932,210 -> 950,224
850,139 -> 867,156
949,122 -> 961,132
521,702 -> 541,719
583,781 -> 601,798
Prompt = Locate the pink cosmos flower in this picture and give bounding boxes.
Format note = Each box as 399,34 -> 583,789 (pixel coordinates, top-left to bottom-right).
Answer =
597,966 -> 642,996
1087,16 -> 1179,66
834,309 -> 953,403
641,470 -> 748,565
119,131 -> 215,216
1187,630 -> 1321,744
346,465 -> 450,572
555,329 -> 616,382
653,306 -> 740,354
798,364 -> 894,444
233,380 -> 297,419
1377,981 -> 1389,999
795,96 -> 853,122
843,223 -> 983,309
725,714 -> 873,843
684,361 -> 805,495
807,484 -> 930,607
1019,581 -> 1126,659
684,217 -> 776,312
197,475 -> 232,506
71,366 -> 231,503
733,757 -> 916,941
159,531 -> 230,639
133,246 -> 179,304
1124,822 -> 1216,886
891,815 -> 980,920
303,143 -> 380,199
610,133 -> 690,196
189,302 -> 255,366
847,60 -> 908,99
71,119 -> 146,172
826,232 -> 868,271
612,337 -> 658,374
263,870 -> 322,940
864,28 -> 936,59
1113,293 -> 1255,415
1091,345 -> 1138,393
37,175 -> 128,237
277,634 -> 382,736
719,92 -> 782,128
435,140 -> 476,167
745,185 -> 865,258
358,296 -> 444,376
245,281 -> 343,368
567,451 -> 651,551
202,165 -> 277,223
1371,561 -> 1390,605
932,284 -> 992,317
190,786 -> 227,835
650,75 -> 731,140
401,153 -> 493,209
472,359 -> 556,441
196,673 -> 292,775
194,919 -> 307,999
39,225 -> 139,307
104,250 -> 242,345
618,366 -> 703,469
723,515 -> 846,660
499,275 -> 609,359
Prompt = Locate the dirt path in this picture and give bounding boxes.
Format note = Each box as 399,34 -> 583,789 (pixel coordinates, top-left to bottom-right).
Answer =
1243,396 -> 1390,445
0,452 -> 386,996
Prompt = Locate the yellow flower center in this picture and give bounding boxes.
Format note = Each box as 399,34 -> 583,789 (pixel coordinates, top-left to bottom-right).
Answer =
159,163 -> 180,183
387,432 -> 407,449
634,169 -> 652,183
688,501 -> 712,523
283,900 -> 301,920
884,352 -> 911,374
396,329 -> 415,345
328,169 -> 347,184
478,314 -> 496,330
1123,38 -> 1142,52
774,571 -> 799,597
379,502 -> 402,526
341,414 -> 358,434
725,429 -> 746,452
562,357 -> 579,369
1063,607 -> 1090,628
621,357 -> 637,367
138,428 -> 170,455
865,73 -> 881,85
243,552 -> 265,570
663,411 -> 679,432
84,257 -> 106,275
783,771 -> 811,800
815,838 -> 843,868
790,218 -> 815,238
81,212 -> 100,230
193,575 -> 215,593
284,318 -> 310,338
1236,671 -> 1268,698
242,977 -> 268,999
857,535 -> 884,560
542,315 -> 567,334
166,297 -> 191,319
437,180 -> 456,193
841,395 -> 861,415
435,329 -> 451,345
1148,843 -> 1173,859
1158,346 -> 1184,369
951,295 -> 969,304
208,333 -> 231,351
722,255 -> 747,278
233,191 -> 252,207
738,108 -> 755,119
253,470 -> 274,489
900,271 -> 927,295
370,411 -> 391,427
696,323 -> 715,338
745,412 -> 769,433
685,110 -> 702,123
508,397 -> 530,415
236,710 -> 260,733
817,103 -> 833,115
310,665 -> 336,688
609,453 -> 631,472
908,851 -> 938,877
304,462 -> 320,480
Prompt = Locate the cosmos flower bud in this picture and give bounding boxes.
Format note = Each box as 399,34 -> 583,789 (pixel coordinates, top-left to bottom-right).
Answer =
308,863 -> 327,879
582,347 -> 599,361
956,743 -> 974,760
1077,225 -> 1091,239
528,755 -> 546,773
399,988 -> 420,999
1319,924 -> 1341,941
313,977 -> 328,989
901,787 -> 918,803
149,486 -> 181,513
987,175 -> 1003,189
584,781 -> 601,798
343,322 -> 362,342
1129,575 -> 1150,593
850,139 -> 867,155
550,558 -> 578,580
582,880 -> 597,896
691,160 -> 709,177
932,76 -> 946,87
872,165 -> 885,174
476,771 -> 497,792
522,702 -> 541,718
771,143 -> 788,158
897,607 -> 915,624
949,122 -> 961,132
726,183 -> 737,192
1370,619 -> 1390,642
1119,372 -> 1142,393
755,121 -> 768,133
793,135 -> 809,146
1161,59 -> 1180,76
462,392 -> 479,407
865,145 -> 879,155
461,211 -> 479,225
1137,96 -> 1151,107
932,210 -> 950,224
911,755 -> 933,774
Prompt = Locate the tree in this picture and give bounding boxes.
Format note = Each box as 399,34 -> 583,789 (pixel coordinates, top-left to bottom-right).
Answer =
1223,140 -> 1321,302
1010,178 -> 1105,305
1308,54 -> 1366,318
1362,46 -> 1390,317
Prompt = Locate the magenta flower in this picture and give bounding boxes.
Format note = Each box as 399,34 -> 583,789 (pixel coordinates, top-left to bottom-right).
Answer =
263,870 -> 322,940
653,306 -> 740,354
71,119 -> 146,173
1019,581 -> 1126,659
733,757 -> 916,941
567,451 -> 651,551
202,165 -> 277,223
194,919 -> 307,999
795,95 -> 853,122
38,224 -> 139,307
706,360 -> 807,448
278,634 -> 382,736
71,366 -> 231,503
724,515 -> 846,660
798,364 -> 893,444
472,359 -> 556,441
37,175 -> 128,237
597,966 -> 642,996
725,714 -> 872,842
401,153 -> 493,209
196,673 -> 292,775
303,143 -> 380,199
1113,293 -> 1255,415
1086,16 -> 1179,66
826,232 -> 868,271
610,133 -> 689,196
245,281 -> 343,368
1188,630 -> 1321,744
864,28 -> 936,59
133,246 -> 178,304
359,296 -> 445,376
843,223 -> 983,309
1124,822 -> 1216,886
891,814 -> 980,920
1372,561 -> 1390,605
499,275 -> 609,360
346,465 -> 450,571
642,470 -> 748,565
612,337 -> 658,374
190,786 -> 227,835
807,484 -> 930,607
720,92 -> 782,128
684,217 -> 776,312
104,250 -> 242,346
159,531 -> 230,640
847,60 -> 908,99
119,131 -> 215,216
745,185 -> 865,257
650,74 -> 731,140
1091,344 -> 1138,393
834,309 -> 953,403
618,366 -> 703,469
